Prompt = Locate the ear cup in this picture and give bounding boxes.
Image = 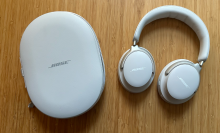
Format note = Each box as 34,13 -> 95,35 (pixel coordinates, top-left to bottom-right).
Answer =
158,59 -> 201,104
118,46 -> 155,93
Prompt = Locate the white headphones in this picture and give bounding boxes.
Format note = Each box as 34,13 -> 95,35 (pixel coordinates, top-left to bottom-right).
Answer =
118,5 -> 210,104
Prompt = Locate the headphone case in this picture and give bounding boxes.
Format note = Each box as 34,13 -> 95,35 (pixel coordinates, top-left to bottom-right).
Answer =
20,12 -> 105,118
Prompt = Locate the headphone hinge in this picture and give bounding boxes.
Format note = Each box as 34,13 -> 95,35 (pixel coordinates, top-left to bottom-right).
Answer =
133,40 -> 137,46
199,61 -> 204,67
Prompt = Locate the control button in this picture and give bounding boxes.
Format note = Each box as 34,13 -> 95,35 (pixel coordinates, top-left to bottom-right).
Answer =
21,68 -> 24,77
21,68 -> 27,88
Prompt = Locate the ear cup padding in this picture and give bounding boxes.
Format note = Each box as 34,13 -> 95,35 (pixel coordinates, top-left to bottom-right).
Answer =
118,47 -> 155,93
157,59 -> 199,104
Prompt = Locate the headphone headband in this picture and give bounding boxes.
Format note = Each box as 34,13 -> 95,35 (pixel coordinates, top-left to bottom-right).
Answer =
133,5 -> 210,62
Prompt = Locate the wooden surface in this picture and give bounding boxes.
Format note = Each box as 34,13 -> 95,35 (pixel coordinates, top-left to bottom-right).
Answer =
0,0 -> 219,132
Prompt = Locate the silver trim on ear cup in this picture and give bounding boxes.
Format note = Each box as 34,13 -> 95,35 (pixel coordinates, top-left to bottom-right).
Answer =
165,61 -> 195,75
165,61 -> 202,75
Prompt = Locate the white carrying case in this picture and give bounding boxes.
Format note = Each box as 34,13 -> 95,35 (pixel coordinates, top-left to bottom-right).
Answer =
20,12 -> 105,118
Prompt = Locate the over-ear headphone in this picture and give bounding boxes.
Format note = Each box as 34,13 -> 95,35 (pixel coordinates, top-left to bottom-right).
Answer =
118,5 -> 210,104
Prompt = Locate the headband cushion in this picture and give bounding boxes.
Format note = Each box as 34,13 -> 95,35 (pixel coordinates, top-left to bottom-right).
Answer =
133,5 -> 210,62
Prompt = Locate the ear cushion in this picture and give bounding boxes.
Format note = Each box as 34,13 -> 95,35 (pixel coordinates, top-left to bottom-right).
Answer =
118,47 -> 155,93
157,59 -> 199,104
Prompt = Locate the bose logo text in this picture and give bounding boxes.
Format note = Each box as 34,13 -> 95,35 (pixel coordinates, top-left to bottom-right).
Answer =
131,67 -> 146,72
49,60 -> 71,68
177,76 -> 190,88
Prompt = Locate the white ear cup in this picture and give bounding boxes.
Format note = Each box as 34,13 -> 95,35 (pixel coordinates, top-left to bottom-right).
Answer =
167,65 -> 200,99
118,46 -> 155,93
123,51 -> 153,87
158,59 -> 201,104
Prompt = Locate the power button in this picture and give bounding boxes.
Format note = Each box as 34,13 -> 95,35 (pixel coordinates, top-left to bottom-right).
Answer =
21,68 -> 24,77
21,68 -> 26,88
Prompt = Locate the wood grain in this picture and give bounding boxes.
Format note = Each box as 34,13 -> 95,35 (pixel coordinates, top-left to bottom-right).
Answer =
0,0 -> 219,132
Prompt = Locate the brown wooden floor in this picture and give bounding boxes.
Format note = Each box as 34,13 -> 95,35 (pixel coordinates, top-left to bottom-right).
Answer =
0,0 -> 219,132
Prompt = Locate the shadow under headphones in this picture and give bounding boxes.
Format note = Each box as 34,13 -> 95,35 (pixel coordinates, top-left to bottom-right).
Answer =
118,5 -> 210,104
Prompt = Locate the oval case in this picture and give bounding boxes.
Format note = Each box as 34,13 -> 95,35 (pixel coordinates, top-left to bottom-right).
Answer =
20,12 -> 105,118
